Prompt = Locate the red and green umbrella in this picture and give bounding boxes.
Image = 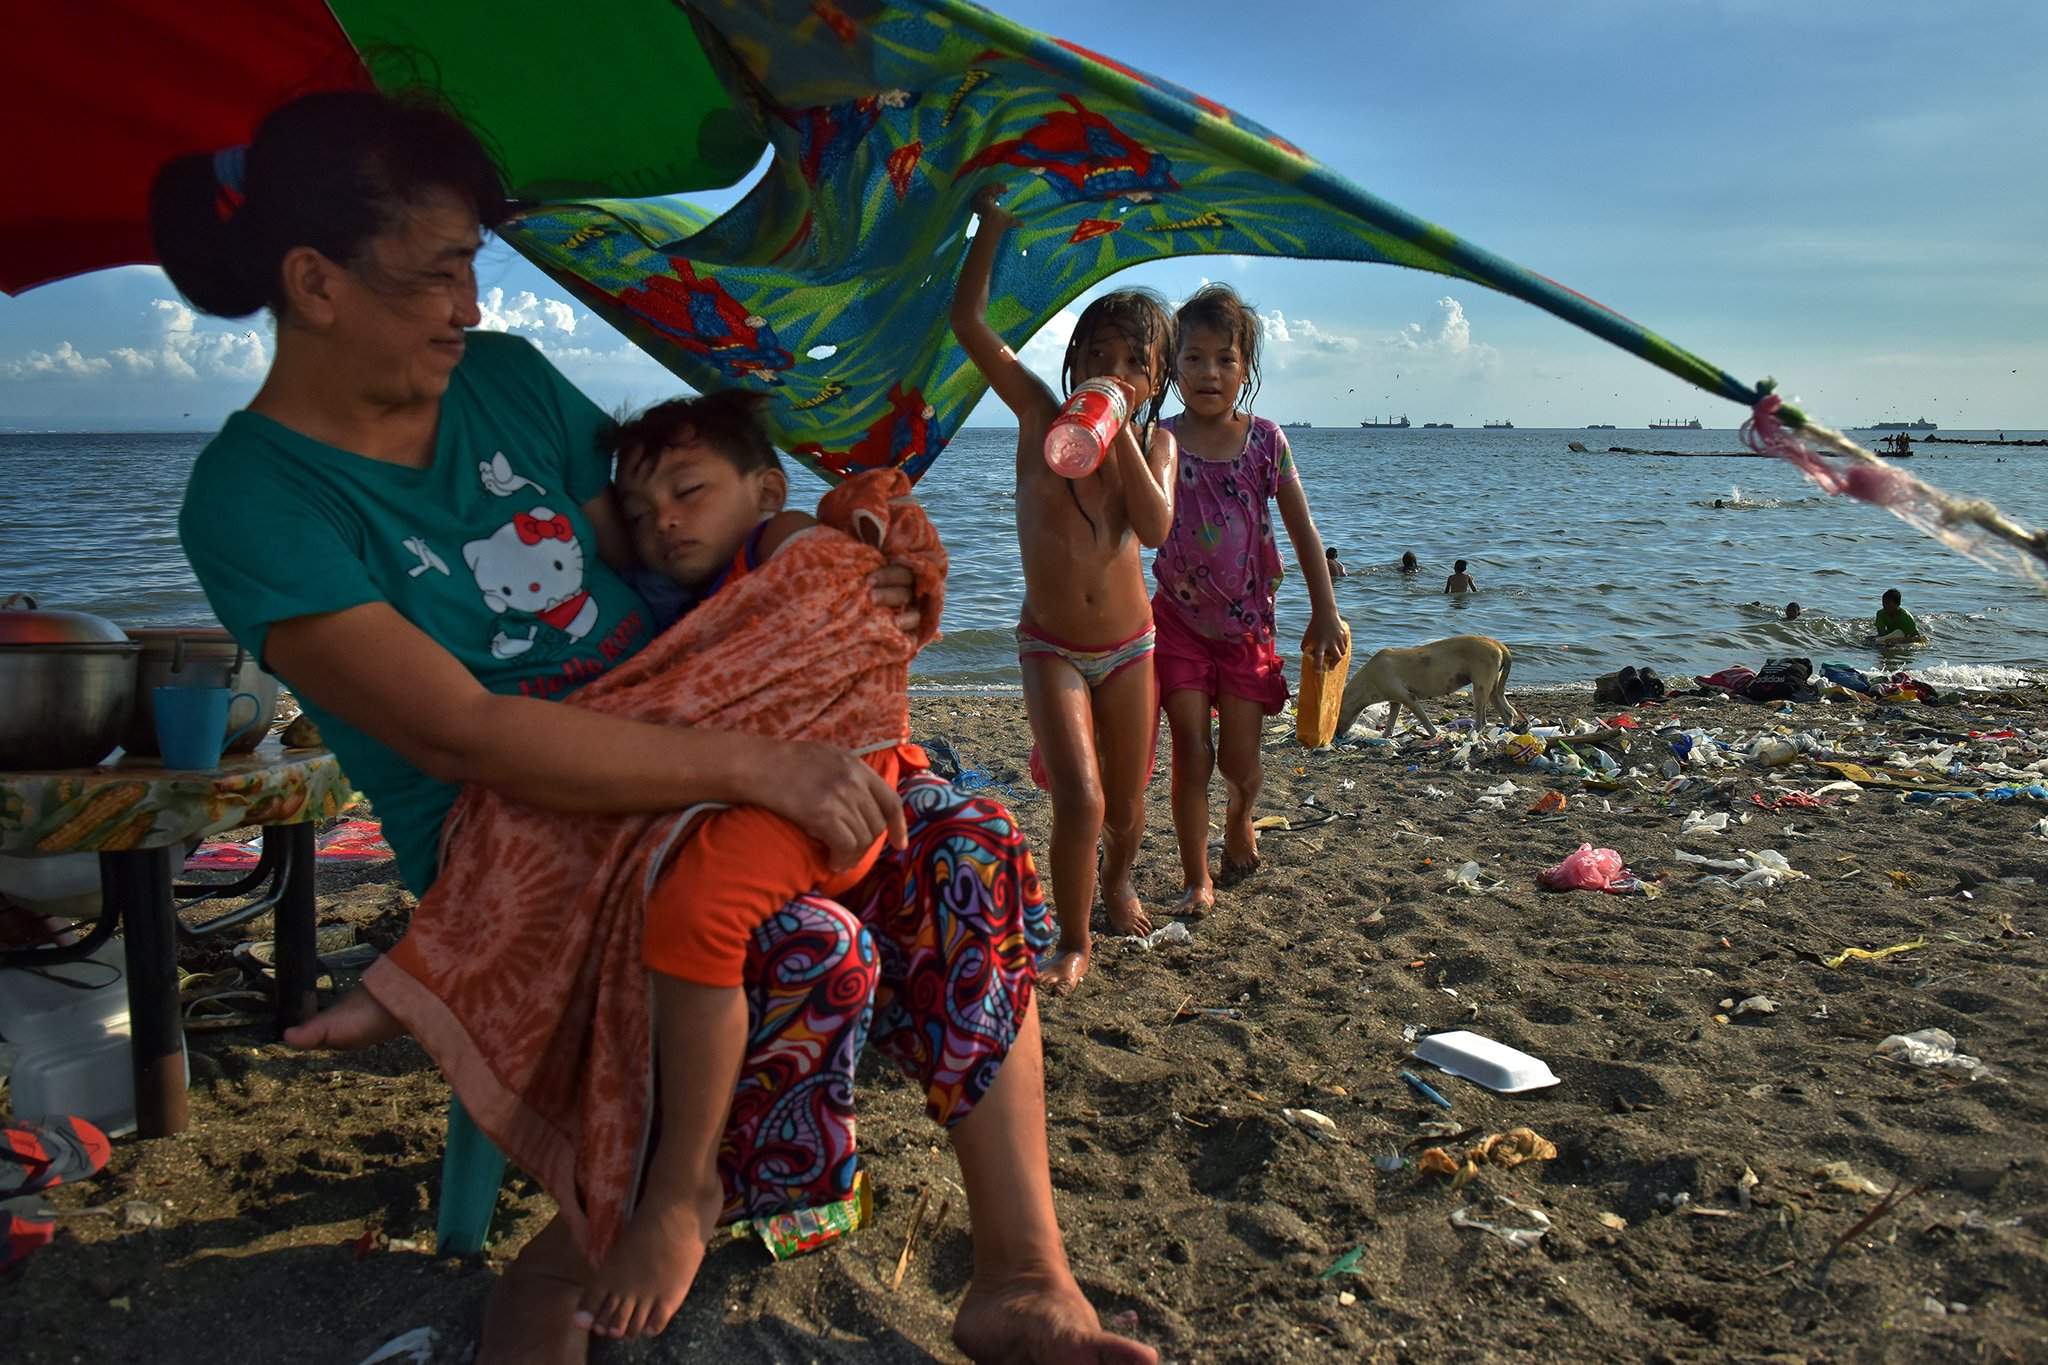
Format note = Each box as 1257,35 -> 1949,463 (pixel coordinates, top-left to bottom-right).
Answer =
4,1 -> 2040,575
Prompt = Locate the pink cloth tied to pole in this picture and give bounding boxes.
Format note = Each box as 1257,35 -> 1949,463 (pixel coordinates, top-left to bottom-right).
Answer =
363,469 -> 944,1260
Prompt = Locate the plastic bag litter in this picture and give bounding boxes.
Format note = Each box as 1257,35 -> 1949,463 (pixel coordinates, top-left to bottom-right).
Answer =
1679,810 -> 1730,840
357,1330 -> 439,1365
1122,922 -> 1193,950
1813,1161 -> 1890,1197
1674,848 -> 1749,873
1281,1108 -> 1341,1141
1875,1028 -> 1991,1080
1450,860 -> 1506,894
1822,938 -> 1925,969
1477,780 -> 1521,811
1734,848 -> 1804,889
1450,1196 -> 1552,1250
1536,843 -> 1630,892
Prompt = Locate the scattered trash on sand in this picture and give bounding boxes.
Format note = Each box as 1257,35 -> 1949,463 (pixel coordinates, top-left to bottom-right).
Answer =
1451,1195 -> 1552,1250
1536,843 -> 1636,893
1874,1028 -> 1992,1079
356,1329 -> 438,1365
1822,938 -> 1926,969
1281,1108 -> 1341,1141
1120,921 -> 1194,950
1411,1031 -> 1560,1093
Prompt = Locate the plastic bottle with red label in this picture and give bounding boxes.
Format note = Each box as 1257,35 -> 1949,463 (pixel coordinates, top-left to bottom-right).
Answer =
1043,377 -> 1130,478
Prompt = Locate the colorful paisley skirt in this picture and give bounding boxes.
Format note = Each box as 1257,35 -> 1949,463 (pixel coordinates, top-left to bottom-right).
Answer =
712,770 -> 1050,1221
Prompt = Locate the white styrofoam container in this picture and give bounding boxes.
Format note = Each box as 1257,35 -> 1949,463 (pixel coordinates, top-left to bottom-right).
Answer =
0,937 -> 139,1135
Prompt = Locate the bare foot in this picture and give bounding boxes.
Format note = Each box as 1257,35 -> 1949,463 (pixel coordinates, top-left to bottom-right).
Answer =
1102,883 -> 1150,938
283,986 -> 405,1050
572,1181 -> 718,1339
954,1268 -> 1157,1365
1038,947 -> 1091,997
1220,817 -> 1260,886
481,1215 -> 591,1365
1174,883 -> 1215,918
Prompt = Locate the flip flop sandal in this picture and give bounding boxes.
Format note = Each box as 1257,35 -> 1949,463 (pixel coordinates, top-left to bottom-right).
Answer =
181,990 -> 273,1033
236,937 -> 376,990
177,968 -> 244,1001
3,1195 -> 56,1273
2,1116 -> 111,1197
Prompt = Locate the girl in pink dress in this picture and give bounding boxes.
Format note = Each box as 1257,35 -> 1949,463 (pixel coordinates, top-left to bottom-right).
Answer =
1153,285 -> 1348,911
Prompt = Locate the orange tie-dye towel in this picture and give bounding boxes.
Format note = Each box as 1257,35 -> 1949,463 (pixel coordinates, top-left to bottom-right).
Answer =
362,469 -> 944,1259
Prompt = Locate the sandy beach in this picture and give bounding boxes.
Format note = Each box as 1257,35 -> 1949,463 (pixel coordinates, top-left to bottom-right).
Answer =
5,683 -> 2046,1364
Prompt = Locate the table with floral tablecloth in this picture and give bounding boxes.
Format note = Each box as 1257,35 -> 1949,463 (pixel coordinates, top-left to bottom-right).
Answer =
1,742 -> 349,1137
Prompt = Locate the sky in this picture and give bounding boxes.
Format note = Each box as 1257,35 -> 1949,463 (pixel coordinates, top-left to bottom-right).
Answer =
3,0 -> 2044,432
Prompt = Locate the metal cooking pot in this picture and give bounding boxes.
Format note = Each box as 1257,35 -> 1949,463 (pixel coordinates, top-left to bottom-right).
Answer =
123,627 -> 281,757
0,593 -> 141,771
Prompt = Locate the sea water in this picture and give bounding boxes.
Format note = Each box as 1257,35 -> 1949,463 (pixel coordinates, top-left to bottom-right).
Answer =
6,426 -> 2044,691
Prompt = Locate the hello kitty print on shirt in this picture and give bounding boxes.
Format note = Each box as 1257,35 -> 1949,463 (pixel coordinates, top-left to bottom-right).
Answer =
464,507 -> 600,660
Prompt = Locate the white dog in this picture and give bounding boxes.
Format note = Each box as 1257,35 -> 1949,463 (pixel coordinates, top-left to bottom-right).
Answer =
1335,634 -> 1526,738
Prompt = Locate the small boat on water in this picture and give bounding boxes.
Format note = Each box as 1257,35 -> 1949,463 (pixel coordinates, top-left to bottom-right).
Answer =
1360,415 -> 1410,428
1650,417 -> 1702,430
1422,422 -> 1454,429
1877,433 -> 1916,458
1483,419 -> 1514,430
1869,417 -> 1938,431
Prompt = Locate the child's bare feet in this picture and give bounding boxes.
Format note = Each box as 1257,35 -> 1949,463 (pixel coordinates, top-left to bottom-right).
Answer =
573,1178 -> 721,1339
1220,813 -> 1260,886
1039,946 -> 1091,996
1174,882 -> 1215,917
283,986 -> 405,1050
1103,880 -> 1151,937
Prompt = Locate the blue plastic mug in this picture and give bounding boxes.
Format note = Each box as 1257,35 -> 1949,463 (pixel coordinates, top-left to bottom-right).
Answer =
152,686 -> 262,771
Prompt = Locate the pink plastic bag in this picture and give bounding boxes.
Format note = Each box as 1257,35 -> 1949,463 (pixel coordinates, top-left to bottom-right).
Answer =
1537,843 -> 1629,892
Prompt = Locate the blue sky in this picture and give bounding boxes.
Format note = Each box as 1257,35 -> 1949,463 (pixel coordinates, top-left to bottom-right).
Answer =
4,0 -> 2043,431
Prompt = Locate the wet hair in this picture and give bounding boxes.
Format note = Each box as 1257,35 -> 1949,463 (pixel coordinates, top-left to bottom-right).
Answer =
1882,588 -> 1903,607
1325,548 -> 1340,559
1784,602 -> 1801,619
1173,283 -> 1263,411
1454,559 -> 1469,573
149,90 -> 509,319
612,390 -> 782,481
1062,288 -> 1174,439
1400,551 -> 1419,570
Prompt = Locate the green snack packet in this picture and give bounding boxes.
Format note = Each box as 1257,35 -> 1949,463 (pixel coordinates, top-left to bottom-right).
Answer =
730,1171 -> 872,1262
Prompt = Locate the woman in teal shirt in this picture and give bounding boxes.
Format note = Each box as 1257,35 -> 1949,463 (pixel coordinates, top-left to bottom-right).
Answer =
155,91 -> 1150,1365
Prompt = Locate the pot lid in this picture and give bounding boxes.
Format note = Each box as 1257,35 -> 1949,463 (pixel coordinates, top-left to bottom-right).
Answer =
0,592 -> 132,646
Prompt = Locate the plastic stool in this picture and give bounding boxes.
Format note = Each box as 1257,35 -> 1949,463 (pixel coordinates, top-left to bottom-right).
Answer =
436,1096 -> 507,1254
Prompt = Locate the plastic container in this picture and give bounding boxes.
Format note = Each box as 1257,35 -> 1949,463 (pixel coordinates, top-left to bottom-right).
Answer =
1411,1029 -> 1561,1093
0,936 -> 140,1135
1043,377 -> 1129,477
1295,636 -> 1353,748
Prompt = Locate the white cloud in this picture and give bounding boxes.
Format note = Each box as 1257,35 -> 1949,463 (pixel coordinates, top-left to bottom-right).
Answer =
1259,308 -> 1360,363
0,299 -> 267,383
1384,296 -> 1497,368
0,341 -> 112,379
478,287 -> 581,336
